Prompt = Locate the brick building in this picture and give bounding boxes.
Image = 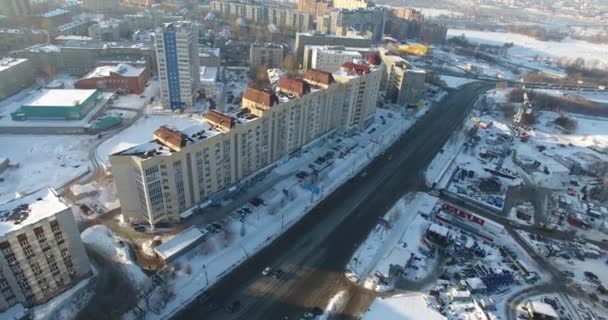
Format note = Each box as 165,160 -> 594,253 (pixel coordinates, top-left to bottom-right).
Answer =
75,64 -> 149,94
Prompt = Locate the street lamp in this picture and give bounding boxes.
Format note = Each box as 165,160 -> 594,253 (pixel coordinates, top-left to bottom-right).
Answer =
202,264 -> 209,285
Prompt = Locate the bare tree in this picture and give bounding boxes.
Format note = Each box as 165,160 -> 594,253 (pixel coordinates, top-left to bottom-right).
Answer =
283,53 -> 298,77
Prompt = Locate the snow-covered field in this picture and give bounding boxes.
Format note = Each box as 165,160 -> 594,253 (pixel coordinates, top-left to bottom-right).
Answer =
111,80 -> 159,110
447,29 -> 608,69
0,135 -> 95,202
96,114 -> 206,166
363,293 -> 446,320
345,193 -> 439,291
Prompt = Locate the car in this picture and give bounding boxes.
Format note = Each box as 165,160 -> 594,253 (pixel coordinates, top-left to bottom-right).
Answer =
242,207 -> 252,214
133,225 -> 146,232
224,300 -> 241,313
272,269 -> 284,278
296,171 -> 309,179
262,267 -> 272,276
211,222 -> 223,232
311,307 -> 323,316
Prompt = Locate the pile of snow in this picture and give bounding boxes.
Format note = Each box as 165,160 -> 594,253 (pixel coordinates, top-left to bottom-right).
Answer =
81,225 -> 150,291
318,290 -> 346,320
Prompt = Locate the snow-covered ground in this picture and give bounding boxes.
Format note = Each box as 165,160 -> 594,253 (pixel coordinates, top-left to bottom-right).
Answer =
124,108 -> 419,320
81,225 -> 151,292
363,293 -> 446,320
96,114 -> 206,166
575,91 -> 608,104
111,80 -> 159,111
439,75 -> 478,88
0,134 -> 96,202
70,179 -> 120,222
345,193 -> 439,291
447,29 -> 608,70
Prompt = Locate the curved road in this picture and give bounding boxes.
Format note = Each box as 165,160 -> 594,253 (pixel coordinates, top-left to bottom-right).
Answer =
175,82 -> 493,320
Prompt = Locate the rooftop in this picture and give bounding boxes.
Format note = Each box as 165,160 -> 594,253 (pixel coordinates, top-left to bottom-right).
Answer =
83,64 -> 146,79
0,188 -> 68,236
199,66 -> 218,83
199,48 -> 220,57
40,8 -> 70,18
23,89 -> 98,108
159,21 -> 192,32
0,57 -> 28,72
243,87 -> 279,108
528,301 -> 559,318
154,226 -> 204,261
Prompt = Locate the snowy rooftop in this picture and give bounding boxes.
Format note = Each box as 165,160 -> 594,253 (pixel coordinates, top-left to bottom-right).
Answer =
40,8 -> 69,17
55,35 -> 93,42
364,294 -> 446,320
83,64 -> 146,79
1,303 -> 27,320
0,188 -> 69,236
199,48 -> 220,57
23,89 -> 97,108
114,122 -> 221,159
305,44 -> 373,53
428,223 -> 449,237
199,66 -> 218,83
155,227 -> 204,261
0,57 -> 28,72
528,301 -> 558,318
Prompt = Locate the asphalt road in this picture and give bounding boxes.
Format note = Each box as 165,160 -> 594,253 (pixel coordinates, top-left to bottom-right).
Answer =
176,82 -> 493,320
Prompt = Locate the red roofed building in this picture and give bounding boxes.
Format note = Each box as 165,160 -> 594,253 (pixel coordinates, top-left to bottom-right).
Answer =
204,110 -> 237,130
341,62 -> 370,75
75,64 -> 149,94
303,69 -> 334,88
242,86 -> 279,109
277,78 -> 309,97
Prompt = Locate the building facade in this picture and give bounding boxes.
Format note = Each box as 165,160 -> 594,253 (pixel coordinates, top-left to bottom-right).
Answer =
310,46 -> 362,72
75,64 -> 149,94
379,48 -> 426,105
155,21 -> 200,110
88,20 -> 122,42
110,62 -> 383,228
297,0 -> 331,16
330,7 -> 386,41
0,188 -> 92,311
250,43 -> 284,71
0,58 -> 35,101
82,0 -> 120,12
211,1 -> 313,33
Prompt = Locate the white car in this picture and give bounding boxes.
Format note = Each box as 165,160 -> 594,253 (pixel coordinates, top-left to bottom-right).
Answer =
262,267 -> 272,276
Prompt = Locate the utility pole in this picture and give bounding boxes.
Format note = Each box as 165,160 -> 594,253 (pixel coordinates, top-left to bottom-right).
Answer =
203,264 -> 209,285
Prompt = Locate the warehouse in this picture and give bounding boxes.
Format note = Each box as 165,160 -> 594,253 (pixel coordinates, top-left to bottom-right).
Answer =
11,89 -> 100,121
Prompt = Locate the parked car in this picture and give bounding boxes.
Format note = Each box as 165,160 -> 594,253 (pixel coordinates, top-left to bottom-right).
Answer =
262,267 -> 272,276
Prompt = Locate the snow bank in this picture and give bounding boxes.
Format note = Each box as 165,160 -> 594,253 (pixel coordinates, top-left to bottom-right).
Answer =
81,225 -> 150,291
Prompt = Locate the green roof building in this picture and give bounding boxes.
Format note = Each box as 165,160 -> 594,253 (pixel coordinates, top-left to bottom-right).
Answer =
11,89 -> 100,121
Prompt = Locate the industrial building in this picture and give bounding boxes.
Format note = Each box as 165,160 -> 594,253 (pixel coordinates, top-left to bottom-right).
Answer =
74,64 -> 149,94
296,32 -> 372,60
0,188 -> 92,311
110,59 -> 383,229
155,21 -> 200,110
0,58 -> 35,101
11,89 -> 100,121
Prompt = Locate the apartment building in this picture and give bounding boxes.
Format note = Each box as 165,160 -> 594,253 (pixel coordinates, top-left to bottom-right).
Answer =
110,61 -> 383,228
0,58 -> 35,101
0,188 -> 92,311
332,0 -> 369,9
330,7 -> 386,41
297,0 -> 332,16
155,21 -> 200,110
379,48 -> 426,105
88,20 -> 122,42
250,43 -> 284,71
0,0 -> 31,17
211,1 -> 313,33
309,46 -> 362,72
0,29 -> 46,55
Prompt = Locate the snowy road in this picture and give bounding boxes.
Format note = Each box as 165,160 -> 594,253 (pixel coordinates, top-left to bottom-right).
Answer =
176,82 -> 493,320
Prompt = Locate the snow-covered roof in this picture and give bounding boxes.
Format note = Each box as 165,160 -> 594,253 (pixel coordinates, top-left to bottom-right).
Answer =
83,64 -> 146,79
364,294 -> 446,320
23,89 -> 97,108
0,188 -> 69,236
0,57 -> 28,72
199,48 -> 220,57
465,277 -> 487,290
528,301 -> 558,318
199,66 -> 218,83
154,226 -> 204,261
428,223 -> 449,237
40,8 -> 69,18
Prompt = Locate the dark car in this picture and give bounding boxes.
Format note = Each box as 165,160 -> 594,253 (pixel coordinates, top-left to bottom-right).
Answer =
296,171 -> 309,179
133,225 -> 146,232
224,300 -> 241,313
272,269 -> 284,279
